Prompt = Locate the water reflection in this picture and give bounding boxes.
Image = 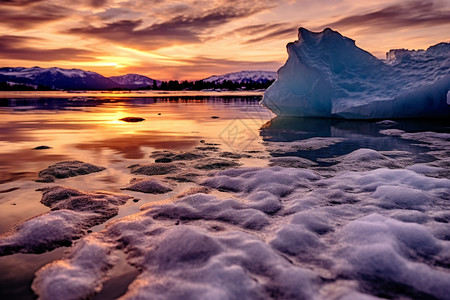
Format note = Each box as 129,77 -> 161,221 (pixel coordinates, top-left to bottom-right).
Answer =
0,96 -> 270,184
260,117 -> 449,163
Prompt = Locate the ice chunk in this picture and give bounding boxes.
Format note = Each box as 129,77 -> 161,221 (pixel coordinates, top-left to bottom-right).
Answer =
37,161 -> 106,182
262,28 -> 450,119
32,235 -> 115,300
0,186 -> 133,255
39,186 -> 132,221
128,162 -> 180,175
122,178 -> 172,194
0,210 -> 91,255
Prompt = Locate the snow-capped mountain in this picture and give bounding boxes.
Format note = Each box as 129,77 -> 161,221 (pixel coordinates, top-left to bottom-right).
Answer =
0,67 -> 121,90
202,71 -> 277,84
108,74 -> 161,89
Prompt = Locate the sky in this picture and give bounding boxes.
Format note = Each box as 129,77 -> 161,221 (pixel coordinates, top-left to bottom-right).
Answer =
0,0 -> 449,80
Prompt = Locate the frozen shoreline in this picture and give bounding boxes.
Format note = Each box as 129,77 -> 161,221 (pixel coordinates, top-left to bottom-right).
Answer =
0,97 -> 449,299
2,130 -> 450,299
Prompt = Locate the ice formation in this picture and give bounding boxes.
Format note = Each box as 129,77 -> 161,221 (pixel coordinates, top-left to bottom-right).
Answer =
262,28 -> 450,119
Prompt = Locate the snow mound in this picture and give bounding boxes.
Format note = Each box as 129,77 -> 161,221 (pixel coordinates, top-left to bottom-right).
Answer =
122,178 -> 172,194
0,186 -> 132,255
320,148 -> 403,171
32,235 -> 115,300
262,28 -> 450,119
202,167 -> 319,197
0,210 -> 90,255
150,150 -> 206,162
337,214 -> 450,299
37,161 -> 106,182
40,186 -> 131,219
128,162 -> 181,176
264,137 -> 346,154
269,156 -> 317,168
151,193 -> 270,230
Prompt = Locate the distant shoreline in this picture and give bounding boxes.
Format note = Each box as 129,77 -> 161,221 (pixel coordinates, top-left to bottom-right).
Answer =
0,90 -> 265,99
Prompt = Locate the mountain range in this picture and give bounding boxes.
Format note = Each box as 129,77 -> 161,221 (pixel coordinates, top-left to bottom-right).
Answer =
0,67 -> 276,90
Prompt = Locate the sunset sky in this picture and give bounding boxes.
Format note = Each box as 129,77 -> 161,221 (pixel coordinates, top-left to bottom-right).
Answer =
1,0 -> 449,80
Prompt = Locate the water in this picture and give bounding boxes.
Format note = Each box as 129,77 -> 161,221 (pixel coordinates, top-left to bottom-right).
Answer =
0,92 -> 448,299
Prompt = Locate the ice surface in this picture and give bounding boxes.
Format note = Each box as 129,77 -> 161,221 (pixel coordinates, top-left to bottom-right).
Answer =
30,162 -> 450,299
37,161 -> 106,183
262,28 -> 450,119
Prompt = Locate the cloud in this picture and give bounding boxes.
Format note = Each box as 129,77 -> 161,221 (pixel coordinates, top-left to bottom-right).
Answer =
325,1 -> 450,31
125,56 -> 281,80
0,3 -> 70,29
67,1 -> 272,49
243,26 -> 298,44
0,0 -> 44,6
90,0 -> 108,8
0,35 -> 100,61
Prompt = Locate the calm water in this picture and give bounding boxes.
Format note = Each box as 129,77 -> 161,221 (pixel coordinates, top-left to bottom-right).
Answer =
0,92 -> 449,299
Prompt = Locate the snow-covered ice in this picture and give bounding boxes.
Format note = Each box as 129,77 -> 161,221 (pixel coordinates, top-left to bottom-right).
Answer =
262,28 -> 450,119
1,110 -> 449,299
30,161 -> 450,299
0,186 -> 133,255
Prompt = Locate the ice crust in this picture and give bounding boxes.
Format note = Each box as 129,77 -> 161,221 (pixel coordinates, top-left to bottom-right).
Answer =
31,157 -> 450,299
262,28 -> 450,119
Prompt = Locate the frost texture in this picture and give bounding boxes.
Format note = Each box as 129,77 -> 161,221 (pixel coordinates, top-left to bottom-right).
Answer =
262,28 -> 450,119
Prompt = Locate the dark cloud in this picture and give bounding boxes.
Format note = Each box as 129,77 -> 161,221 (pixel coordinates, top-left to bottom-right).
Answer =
67,2 -> 272,49
242,25 -> 297,44
229,23 -> 287,36
0,3 -> 69,29
0,35 -> 99,61
90,0 -> 108,8
0,0 -> 44,6
325,1 -> 450,31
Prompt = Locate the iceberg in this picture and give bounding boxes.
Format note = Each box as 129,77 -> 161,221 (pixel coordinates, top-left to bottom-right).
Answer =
261,28 -> 450,119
